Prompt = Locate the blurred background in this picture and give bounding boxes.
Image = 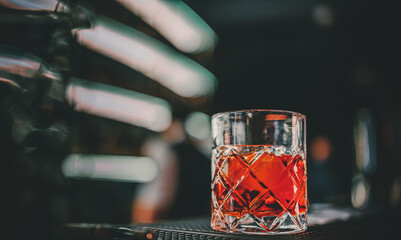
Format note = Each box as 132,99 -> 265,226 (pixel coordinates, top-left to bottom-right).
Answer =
0,0 -> 400,239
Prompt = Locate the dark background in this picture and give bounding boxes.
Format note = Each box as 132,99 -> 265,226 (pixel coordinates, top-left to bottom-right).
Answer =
191,0 -> 400,205
1,0 -> 400,239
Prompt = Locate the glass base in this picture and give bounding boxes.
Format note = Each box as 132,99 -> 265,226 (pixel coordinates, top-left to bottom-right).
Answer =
211,212 -> 307,235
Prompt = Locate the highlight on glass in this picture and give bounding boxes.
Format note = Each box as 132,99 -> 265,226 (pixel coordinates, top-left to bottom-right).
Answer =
211,109 -> 307,234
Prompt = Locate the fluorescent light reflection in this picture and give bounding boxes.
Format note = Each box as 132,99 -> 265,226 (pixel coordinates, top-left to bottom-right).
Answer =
116,0 -> 217,54
184,111 -> 211,141
0,55 -> 40,78
73,15 -> 217,98
0,77 -> 20,88
66,78 -> 172,132
62,154 -> 158,183
351,174 -> 370,209
0,0 -> 67,11
353,108 -> 376,174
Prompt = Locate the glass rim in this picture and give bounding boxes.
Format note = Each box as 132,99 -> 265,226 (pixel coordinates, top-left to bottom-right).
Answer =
212,109 -> 305,119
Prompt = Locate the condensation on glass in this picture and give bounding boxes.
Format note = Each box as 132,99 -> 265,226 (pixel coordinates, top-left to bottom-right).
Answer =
211,109 -> 307,234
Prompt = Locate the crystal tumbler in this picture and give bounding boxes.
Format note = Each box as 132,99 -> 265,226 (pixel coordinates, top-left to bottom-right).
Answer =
211,109 -> 307,234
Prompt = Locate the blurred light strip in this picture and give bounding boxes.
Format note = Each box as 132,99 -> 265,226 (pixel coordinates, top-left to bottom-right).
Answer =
351,174 -> 370,209
0,76 -> 20,88
0,0 -> 67,12
66,78 -> 172,132
0,55 -> 40,78
353,108 -> 376,174
184,111 -> 211,141
116,0 -> 217,54
62,154 -> 158,183
73,15 -> 217,98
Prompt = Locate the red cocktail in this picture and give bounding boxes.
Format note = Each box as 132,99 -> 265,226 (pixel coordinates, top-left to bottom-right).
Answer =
211,145 -> 307,233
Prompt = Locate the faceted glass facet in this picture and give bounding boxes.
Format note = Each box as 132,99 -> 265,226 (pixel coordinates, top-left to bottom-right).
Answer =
211,145 -> 307,234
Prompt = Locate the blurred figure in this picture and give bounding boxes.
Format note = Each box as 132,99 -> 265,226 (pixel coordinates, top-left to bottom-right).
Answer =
133,113 -> 212,222
132,120 -> 183,222
167,112 -> 212,219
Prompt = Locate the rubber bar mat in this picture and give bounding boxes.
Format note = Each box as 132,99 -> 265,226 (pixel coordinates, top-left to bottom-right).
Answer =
66,216 -> 385,240
131,217 -> 368,239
